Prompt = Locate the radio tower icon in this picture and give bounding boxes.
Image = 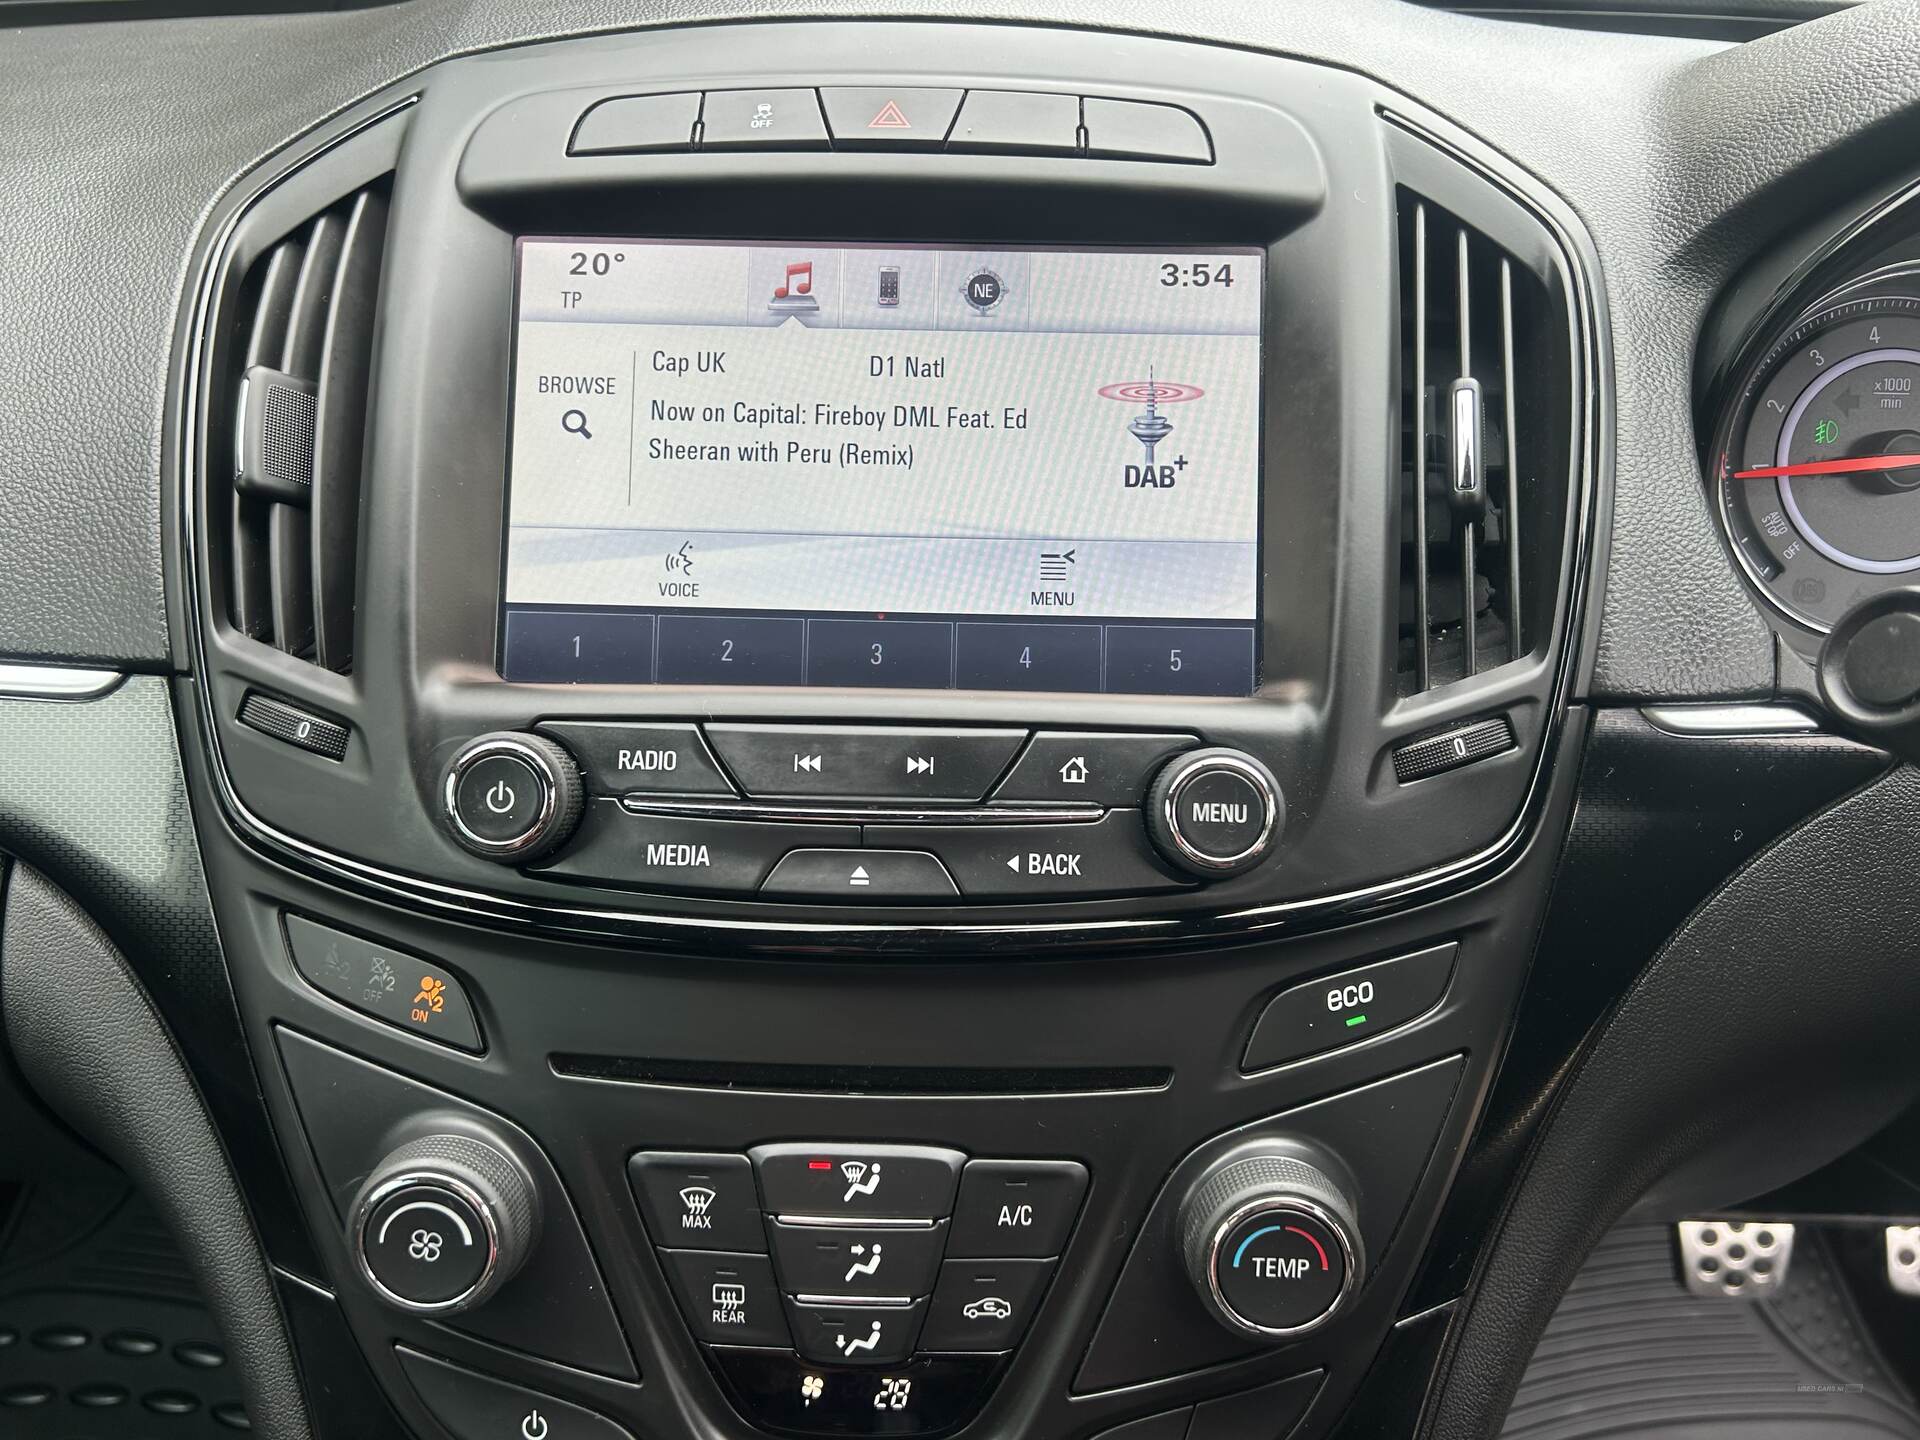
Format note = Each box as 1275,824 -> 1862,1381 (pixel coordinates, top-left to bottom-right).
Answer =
1098,373 -> 1206,469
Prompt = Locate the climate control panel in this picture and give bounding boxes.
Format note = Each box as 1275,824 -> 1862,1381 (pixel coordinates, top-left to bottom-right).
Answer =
439,723 -> 1285,905
630,1143 -> 1086,1435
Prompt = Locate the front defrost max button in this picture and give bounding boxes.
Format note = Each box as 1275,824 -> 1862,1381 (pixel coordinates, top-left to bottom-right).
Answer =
629,1153 -> 765,1253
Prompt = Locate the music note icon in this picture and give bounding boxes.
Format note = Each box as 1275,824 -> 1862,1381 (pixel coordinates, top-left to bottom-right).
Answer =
768,259 -> 821,318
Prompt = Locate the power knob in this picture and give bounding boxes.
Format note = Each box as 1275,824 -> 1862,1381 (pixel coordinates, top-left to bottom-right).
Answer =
350,1133 -> 541,1315
1179,1148 -> 1362,1338
1147,747 -> 1284,878
442,732 -> 583,862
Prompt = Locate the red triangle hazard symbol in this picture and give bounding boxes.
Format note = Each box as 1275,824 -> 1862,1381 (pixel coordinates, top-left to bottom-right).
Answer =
868,99 -> 912,130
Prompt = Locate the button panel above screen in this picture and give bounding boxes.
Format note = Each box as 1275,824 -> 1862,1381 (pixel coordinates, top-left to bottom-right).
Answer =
501,239 -> 1262,697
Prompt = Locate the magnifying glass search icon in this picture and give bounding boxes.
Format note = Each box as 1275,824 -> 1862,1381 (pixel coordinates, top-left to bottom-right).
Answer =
561,408 -> 592,440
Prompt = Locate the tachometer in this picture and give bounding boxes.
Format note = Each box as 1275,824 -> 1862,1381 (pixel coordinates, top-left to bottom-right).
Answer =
1716,294 -> 1920,631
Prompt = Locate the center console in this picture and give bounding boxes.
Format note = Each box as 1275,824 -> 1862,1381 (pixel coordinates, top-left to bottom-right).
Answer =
167,18 -> 1600,1440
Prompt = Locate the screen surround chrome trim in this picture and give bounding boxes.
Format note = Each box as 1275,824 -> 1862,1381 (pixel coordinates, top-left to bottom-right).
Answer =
620,797 -> 1105,826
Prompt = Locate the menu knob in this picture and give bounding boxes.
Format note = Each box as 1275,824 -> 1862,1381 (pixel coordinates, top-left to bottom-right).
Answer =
1147,747 -> 1283,878
350,1133 -> 540,1315
442,732 -> 583,862
1179,1149 -> 1361,1338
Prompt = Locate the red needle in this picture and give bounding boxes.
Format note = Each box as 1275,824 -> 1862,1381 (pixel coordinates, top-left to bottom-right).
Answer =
1732,454 -> 1920,479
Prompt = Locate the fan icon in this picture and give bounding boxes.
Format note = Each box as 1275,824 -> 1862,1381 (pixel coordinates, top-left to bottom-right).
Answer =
800,1374 -> 825,1406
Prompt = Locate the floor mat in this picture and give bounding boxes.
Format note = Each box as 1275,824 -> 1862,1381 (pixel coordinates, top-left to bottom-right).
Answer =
1501,1223 -> 1920,1440
0,1183 -> 251,1433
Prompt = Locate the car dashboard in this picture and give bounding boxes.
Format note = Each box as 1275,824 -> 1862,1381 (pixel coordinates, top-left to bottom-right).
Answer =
4,4 -> 1920,1440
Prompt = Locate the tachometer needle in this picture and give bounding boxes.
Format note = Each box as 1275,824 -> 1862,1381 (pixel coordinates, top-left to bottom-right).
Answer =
1731,454 -> 1920,479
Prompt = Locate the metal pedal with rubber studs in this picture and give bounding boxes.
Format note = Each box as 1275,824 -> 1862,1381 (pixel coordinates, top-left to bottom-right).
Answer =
1885,1226 -> 1920,1296
1676,1220 -> 1795,1299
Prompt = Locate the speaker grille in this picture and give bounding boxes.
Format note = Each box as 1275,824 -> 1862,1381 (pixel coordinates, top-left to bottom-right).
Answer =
259,382 -> 317,492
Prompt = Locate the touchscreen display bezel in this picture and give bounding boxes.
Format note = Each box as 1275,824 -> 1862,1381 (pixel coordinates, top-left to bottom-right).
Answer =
497,236 -> 1266,697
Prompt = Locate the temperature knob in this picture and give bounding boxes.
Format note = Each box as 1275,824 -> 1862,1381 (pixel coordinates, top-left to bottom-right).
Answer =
442,732 -> 583,862
350,1133 -> 540,1315
1179,1148 -> 1361,1338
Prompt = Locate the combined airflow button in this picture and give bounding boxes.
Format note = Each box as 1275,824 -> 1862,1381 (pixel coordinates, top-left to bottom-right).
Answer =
1146,748 -> 1283,878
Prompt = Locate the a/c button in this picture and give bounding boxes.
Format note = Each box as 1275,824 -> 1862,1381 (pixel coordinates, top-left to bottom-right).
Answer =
879,812 -> 1187,900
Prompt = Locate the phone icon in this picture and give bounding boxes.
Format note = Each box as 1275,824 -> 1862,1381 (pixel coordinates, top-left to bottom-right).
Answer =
878,265 -> 900,308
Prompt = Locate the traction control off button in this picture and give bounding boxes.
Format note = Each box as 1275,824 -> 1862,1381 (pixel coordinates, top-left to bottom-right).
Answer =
629,1153 -> 765,1253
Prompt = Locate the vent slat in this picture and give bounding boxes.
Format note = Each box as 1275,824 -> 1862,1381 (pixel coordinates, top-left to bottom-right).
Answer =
244,243 -> 303,369
1396,185 -> 1569,695
216,183 -> 386,673
1412,203 -> 1432,690
309,188 -> 388,673
232,242 -> 306,641
1456,225 -> 1477,677
268,505 -> 314,658
280,212 -> 346,378
1501,257 -> 1523,660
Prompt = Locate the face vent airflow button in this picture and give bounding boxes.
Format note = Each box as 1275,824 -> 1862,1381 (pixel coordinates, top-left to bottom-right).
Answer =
753,1143 -> 965,1221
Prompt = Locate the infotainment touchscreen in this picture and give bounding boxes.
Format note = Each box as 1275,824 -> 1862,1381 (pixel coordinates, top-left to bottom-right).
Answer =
501,239 -> 1263,695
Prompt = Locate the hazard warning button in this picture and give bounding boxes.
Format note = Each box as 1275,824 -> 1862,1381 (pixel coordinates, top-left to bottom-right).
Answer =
819,87 -> 963,150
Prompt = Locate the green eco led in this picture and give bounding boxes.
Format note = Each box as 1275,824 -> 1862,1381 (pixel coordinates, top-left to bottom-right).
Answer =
1344,1014 -> 1368,1028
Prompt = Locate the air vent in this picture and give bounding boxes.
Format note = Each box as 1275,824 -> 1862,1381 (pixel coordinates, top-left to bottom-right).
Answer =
1396,187 -> 1576,694
217,181 -> 388,673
